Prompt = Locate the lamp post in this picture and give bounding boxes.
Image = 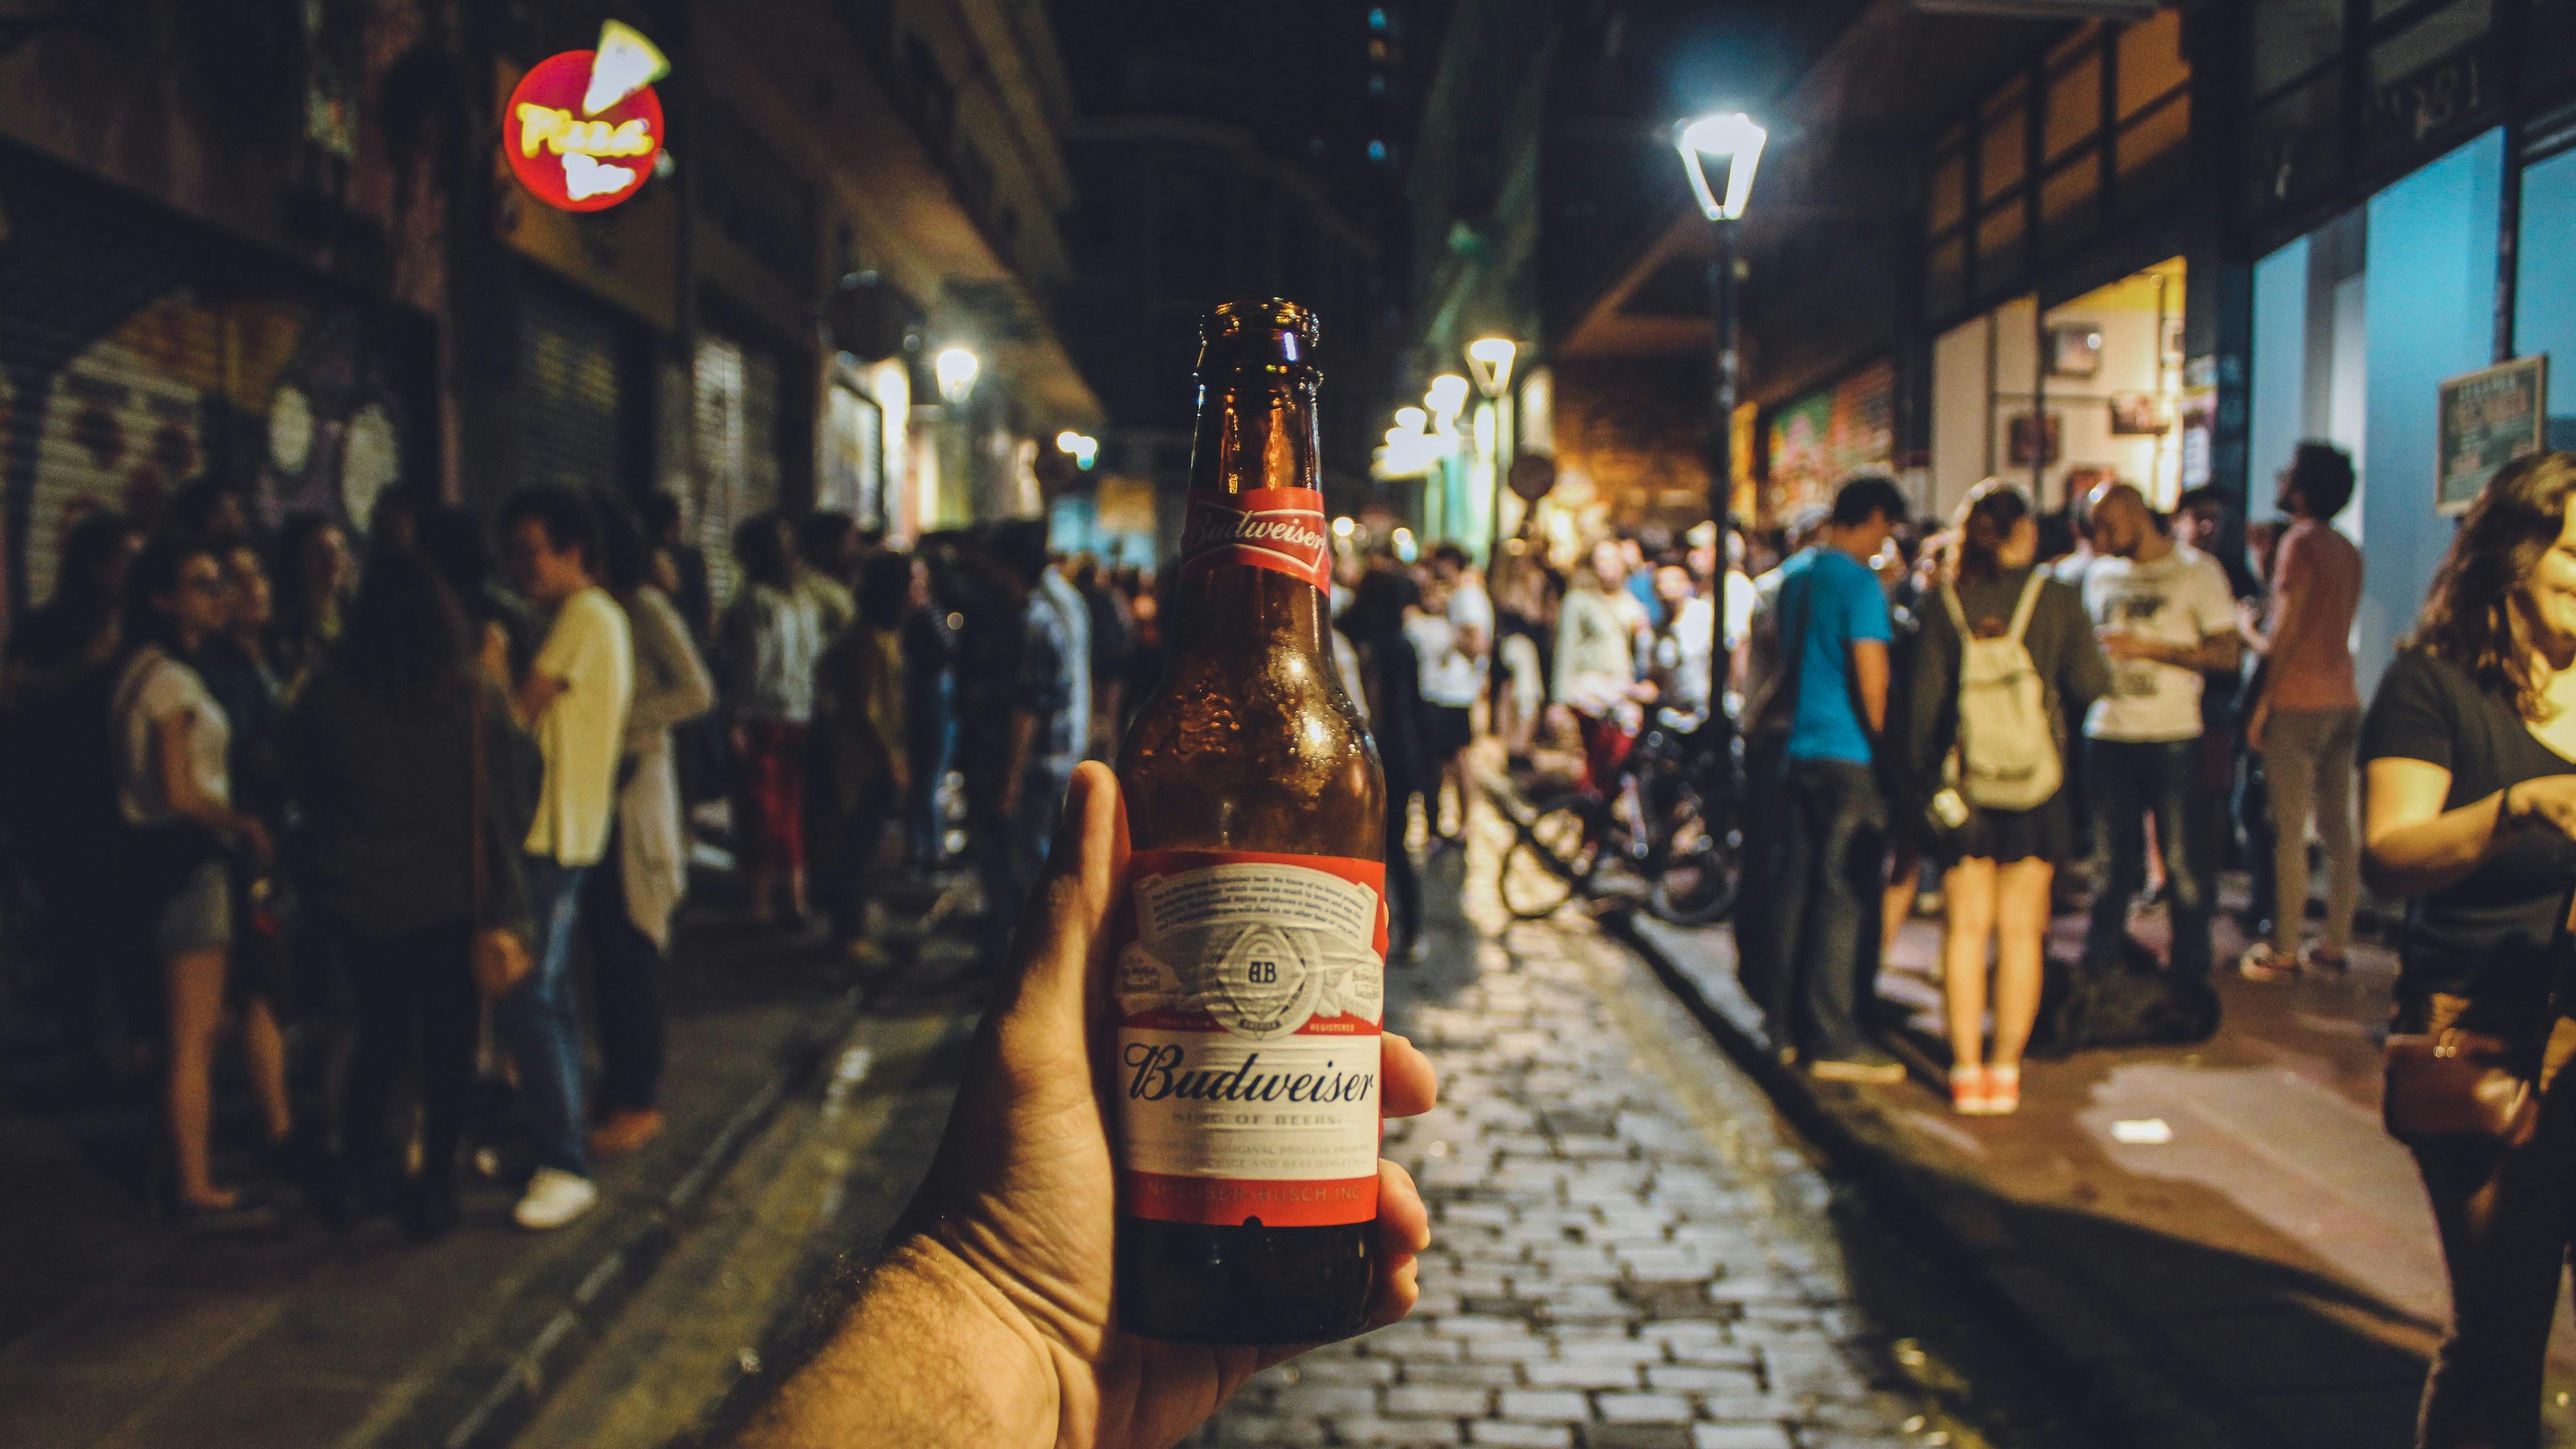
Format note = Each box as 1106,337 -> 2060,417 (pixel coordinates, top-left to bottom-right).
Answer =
1676,110 -> 1764,743
934,347 -> 979,524
1424,373 -> 1470,540
1466,336 -> 1517,568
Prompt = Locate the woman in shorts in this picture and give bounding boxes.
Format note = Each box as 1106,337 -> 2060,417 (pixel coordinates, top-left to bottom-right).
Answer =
114,538 -> 288,1221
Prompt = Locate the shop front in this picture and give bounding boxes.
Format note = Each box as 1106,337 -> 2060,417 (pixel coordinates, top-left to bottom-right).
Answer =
1929,258 -> 2190,522
1907,9 -> 2200,531
0,141 -> 436,616
1766,360 -> 1896,520
2236,0 -> 2576,698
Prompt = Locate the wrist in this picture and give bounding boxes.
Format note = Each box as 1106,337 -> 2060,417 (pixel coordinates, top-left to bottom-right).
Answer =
790,1233 -> 1062,1448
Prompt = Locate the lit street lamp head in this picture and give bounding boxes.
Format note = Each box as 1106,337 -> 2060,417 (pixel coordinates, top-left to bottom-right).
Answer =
1676,112 -> 1766,221
1425,373 -> 1470,428
1465,337 -> 1517,399
934,346 -> 980,404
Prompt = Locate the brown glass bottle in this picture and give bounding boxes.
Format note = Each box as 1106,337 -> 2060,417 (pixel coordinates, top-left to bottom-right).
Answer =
1112,299 -> 1386,1344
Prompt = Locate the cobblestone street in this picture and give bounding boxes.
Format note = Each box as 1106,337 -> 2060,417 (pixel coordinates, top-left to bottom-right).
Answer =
1191,823 -> 2055,1449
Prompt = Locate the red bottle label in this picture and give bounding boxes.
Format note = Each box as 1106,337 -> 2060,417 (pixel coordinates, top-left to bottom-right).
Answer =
1111,848 -> 1386,1227
1177,487 -> 1333,591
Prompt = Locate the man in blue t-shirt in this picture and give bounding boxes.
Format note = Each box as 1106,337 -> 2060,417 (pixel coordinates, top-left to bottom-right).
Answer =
1766,475 -> 1908,1082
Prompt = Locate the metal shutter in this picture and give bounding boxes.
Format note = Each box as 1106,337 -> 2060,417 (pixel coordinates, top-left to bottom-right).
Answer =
4,288 -> 223,605
691,331 -> 782,607
518,283 -> 624,497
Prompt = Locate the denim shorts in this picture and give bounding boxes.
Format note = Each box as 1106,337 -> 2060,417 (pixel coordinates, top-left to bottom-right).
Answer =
156,858 -> 234,959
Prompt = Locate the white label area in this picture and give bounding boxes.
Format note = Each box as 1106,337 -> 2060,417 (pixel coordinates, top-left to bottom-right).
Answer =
1117,1028 -> 1382,1181
1114,857 -> 1385,1223
1117,862 -> 1383,1040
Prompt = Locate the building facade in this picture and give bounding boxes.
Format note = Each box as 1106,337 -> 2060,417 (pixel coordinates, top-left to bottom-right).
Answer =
0,0 -> 1101,629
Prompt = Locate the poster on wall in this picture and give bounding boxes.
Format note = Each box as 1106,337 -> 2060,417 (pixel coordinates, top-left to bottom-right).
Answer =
1765,360 -> 1894,516
2437,355 -> 2547,515
2007,412 -> 2062,468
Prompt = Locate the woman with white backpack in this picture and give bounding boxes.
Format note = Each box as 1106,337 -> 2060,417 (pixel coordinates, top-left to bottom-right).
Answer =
1906,481 -> 2109,1114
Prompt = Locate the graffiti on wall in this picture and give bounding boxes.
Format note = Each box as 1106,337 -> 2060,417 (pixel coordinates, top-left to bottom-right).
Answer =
0,157 -> 428,615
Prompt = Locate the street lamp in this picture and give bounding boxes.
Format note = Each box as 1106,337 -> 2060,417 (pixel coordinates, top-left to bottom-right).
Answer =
1425,373 -> 1469,430
1055,430 -> 1098,470
1676,112 -> 1766,222
1466,337 -> 1519,568
934,346 -> 980,405
1676,110 -> 1764,744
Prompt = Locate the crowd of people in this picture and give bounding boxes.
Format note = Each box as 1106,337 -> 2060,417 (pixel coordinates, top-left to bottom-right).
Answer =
1713,451 -> 2367,1114
0,481 -> 1170,1240
31,442 -> 2576,1441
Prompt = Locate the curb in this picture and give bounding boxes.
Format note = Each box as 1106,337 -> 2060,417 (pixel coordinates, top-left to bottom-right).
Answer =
424,984 -> 869,1449
1600,905 -> 2284,1449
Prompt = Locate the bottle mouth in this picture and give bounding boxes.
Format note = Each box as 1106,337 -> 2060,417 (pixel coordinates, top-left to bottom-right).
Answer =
1199,299 -> 1321,374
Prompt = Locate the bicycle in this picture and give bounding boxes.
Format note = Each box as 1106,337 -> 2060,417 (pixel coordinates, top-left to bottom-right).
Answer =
1495,712 -> 1741,925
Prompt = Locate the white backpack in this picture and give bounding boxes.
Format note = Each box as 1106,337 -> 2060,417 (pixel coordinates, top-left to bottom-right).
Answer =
1938,574 -> 2061,811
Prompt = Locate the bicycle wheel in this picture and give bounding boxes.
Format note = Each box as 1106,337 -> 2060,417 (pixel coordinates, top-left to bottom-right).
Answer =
1647,800 -> 1741,926
1498,805 -> 1592,919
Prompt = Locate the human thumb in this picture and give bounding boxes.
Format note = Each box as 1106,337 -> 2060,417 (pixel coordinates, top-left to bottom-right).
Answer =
988,761 -> 1125,1053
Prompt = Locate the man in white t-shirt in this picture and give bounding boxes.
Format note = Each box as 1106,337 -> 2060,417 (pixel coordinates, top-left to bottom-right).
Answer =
2078,482 -> 2238,986
498,485 -> 635,1230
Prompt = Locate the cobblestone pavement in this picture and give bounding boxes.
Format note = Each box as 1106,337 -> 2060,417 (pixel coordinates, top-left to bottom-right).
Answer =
1188,825 -> 2029,1449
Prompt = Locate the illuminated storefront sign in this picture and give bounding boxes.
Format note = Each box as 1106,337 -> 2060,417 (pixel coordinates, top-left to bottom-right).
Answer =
502,21 -> 669,213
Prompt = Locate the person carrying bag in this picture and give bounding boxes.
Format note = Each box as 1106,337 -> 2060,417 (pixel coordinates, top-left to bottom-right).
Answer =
1904,482 -> 2106,1114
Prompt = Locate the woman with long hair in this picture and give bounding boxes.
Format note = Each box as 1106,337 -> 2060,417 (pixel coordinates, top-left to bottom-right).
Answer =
580,491 -> 714,1157
269,512 -> 354,700
289,548 -> 534,1238
1905,481 -> 2106,1114
2361,451 -> 2576,1443
113,537 -> 289,1221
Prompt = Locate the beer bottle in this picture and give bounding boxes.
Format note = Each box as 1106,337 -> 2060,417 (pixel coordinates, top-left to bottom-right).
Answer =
1112,298 -> 1387,1343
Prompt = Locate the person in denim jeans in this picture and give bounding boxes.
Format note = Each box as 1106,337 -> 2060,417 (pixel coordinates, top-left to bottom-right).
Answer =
1765,477 -> 1908,1082
2077,483 -> 2240,984
499,486 -> 634,1231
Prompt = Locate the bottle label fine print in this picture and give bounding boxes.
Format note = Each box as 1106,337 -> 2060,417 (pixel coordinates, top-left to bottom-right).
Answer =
1177,487 -> 1332,591
1113,849 -> 1386,1227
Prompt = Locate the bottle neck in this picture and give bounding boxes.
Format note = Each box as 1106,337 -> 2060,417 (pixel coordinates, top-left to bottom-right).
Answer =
1188,374 -> 1318,499
1173,371 -> 1330,659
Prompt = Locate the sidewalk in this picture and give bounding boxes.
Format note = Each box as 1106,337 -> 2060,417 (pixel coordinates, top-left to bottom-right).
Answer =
1617,887 -> 2576,1449
0,884 -> 984,1449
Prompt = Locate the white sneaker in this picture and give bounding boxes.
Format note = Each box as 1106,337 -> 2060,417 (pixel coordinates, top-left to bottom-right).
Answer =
512,1167 -> 599,1230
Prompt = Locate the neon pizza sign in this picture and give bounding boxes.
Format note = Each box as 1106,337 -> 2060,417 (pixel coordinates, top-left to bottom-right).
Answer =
503,21 -> 669,212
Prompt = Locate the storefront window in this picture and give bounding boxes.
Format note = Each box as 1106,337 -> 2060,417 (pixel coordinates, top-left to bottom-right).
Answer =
1982,83 -> 2028,200
2247,70 -> 2345,215
2252,0 -> 2345,98
2116,11 -> 2189,119
1928,261 -> 2188,520
2117,93 -> 2192,214
2369,0 -> 2492,85
1926,235 -> 1968,322
1930,151 -> 1968,233
1977,201 -> 2028,296
2514,146 -> 2576,447
2045,52 -> 2101,161
1921,14 -> 2188,331
2041,154 -> 2102,258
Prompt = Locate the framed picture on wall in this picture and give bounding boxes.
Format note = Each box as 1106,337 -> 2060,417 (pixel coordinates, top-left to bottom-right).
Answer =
2046,322 -> 2103,379
2007,412 -> 2062,467
2108,393 -> 2173,435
